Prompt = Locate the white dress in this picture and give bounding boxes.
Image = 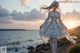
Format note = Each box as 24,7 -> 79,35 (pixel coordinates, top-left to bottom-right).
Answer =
39,11 -> 77,44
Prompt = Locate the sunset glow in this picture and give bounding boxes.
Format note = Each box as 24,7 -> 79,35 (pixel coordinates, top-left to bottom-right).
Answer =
64,20 -> 78,29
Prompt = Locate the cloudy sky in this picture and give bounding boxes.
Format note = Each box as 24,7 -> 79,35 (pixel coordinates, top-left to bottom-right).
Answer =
0,0 -> 80,30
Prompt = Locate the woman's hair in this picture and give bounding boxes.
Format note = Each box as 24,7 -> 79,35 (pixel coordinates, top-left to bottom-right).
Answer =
40,1 -> 61,12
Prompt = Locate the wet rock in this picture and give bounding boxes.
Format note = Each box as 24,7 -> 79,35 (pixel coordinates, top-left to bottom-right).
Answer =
27,46 -> 35,50
28,39 -> 69,53
15,49 -> 18,52
57,39 -> 66,47
28,49 -> 35,53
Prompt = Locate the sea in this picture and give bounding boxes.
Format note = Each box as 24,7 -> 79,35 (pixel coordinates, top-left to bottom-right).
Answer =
0,30 -> 43,53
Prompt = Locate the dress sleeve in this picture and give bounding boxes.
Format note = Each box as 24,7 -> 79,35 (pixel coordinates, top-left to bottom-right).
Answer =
58,12 -> 66,28
46,11 -> 51,20
48,11 -> 51,18
40,12 -> 51,26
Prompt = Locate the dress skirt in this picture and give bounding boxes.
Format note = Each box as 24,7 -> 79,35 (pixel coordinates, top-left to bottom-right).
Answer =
39,20 -> 77,44
39,19 -> 67,38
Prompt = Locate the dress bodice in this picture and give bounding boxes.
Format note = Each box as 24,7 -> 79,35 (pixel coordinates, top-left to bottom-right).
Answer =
49,11 -> 60,22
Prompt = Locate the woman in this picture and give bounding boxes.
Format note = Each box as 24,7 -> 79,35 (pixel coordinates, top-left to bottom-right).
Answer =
39,1 -> 77,53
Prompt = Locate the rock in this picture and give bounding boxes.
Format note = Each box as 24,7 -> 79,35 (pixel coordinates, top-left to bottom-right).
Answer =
27,46 -> 35,50
15,49 -> 18,52
28,39 -> 69,53
57,39 -> 66,47
22,46 -> 26,48
28,49 -> 35,53
42,45 -> 50,51
45,50 -> 51,53
36,44 -> 43,49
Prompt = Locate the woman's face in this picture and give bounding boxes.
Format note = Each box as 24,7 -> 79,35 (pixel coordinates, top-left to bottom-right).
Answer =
51,2 -> 59,11
53,2 -> 59,8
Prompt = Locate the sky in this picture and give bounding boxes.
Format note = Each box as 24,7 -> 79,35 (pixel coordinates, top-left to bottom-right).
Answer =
0,0 -> 80,30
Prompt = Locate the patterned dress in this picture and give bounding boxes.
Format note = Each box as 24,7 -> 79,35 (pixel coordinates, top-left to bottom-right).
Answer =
39,11 -> 77,44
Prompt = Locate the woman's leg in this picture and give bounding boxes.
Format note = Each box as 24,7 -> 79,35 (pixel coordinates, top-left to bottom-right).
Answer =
50,37 -> 57,53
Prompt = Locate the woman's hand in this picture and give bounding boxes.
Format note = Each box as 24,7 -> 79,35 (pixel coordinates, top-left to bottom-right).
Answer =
65,26 -> 67,29
46,17 -> 49,21
40,26 -> 42,29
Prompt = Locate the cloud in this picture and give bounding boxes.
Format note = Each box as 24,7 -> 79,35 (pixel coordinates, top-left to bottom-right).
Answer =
20,0 -> 30,5
24,9 -> 46,21
0,17 -> 13,23
11,10 -> 25,20
11,9 -> 46,21
0,6 -> 9,17
0,6 -> 46,23
61,10 -> 80,20
0,6 -> 80,24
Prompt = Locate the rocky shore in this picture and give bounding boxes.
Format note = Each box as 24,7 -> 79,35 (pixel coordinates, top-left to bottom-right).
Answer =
27,26 -> 80,53
27,38 -> 71,53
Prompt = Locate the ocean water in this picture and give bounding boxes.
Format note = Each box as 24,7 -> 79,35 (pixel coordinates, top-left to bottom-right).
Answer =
0,30 -> 43,53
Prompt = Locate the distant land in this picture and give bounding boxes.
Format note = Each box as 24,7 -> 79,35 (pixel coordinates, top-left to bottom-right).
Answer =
0,29 -> 39,31
0,29 -> 26,31
0,26 -> 80,31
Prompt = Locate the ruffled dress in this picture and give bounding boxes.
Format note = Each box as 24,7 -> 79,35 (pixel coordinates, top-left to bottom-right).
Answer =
39,11 -> 77,44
